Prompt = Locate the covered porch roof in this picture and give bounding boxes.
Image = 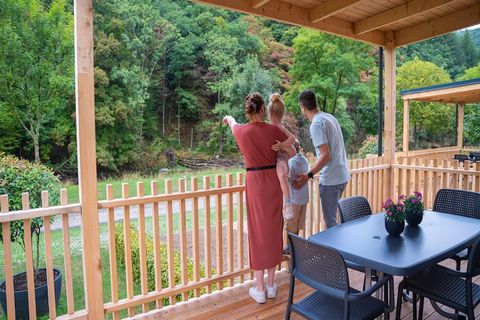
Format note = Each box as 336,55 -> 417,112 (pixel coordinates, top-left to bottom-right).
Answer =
191,0 -> 480,47
401,78 -> 480,104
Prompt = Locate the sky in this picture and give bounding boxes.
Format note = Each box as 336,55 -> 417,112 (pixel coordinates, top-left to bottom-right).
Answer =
465,24 -> 480,30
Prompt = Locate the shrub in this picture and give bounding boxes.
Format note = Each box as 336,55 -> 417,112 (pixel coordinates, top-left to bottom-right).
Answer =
0,154 -> 60,272
0,154 -> 61,210
114,224 -> 211,305
356,136 -> 379,159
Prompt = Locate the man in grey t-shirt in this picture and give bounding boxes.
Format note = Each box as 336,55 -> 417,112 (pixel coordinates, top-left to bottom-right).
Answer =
294,90 -> 350,228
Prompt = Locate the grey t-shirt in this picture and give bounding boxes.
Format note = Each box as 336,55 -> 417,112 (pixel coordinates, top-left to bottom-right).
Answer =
288,153 -> 309,205
310,112 -> 350,186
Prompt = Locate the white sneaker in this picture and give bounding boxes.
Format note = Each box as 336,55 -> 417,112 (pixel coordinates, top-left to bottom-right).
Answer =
266,284 -> 277,299
249,287 -> 266,304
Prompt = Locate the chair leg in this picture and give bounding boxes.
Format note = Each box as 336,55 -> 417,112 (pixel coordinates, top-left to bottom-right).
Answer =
456,258 -> 461,271
395,281 -> 404,320
285,308 -> 291,320
412,292 -> 417,320
419,297 -> 424,320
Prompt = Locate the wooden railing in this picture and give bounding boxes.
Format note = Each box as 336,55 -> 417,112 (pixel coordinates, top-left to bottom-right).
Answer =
396,146 -> 462,161
1,155 -> 479,318
393,157 -> 480,209
0,191 -> 86,320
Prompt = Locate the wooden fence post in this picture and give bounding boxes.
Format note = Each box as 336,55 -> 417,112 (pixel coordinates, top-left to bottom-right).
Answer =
74,0 -> 104,318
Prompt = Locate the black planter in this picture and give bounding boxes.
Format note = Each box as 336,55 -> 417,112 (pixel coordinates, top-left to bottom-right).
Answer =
405,210 -> 423,226
385,219 -> 405,236
0,268 -> 62,319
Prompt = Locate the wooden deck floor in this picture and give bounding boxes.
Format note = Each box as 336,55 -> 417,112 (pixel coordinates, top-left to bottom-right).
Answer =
136,260 -> 480,320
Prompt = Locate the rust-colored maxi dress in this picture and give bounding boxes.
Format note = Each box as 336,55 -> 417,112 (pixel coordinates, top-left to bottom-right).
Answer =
232,122 -> 287,270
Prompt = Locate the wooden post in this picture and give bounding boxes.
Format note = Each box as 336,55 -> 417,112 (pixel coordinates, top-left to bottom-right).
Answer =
403,99 -> 409,155
384,31 -> 396,197
457,103 -> 464,149
74,1 -> 104,318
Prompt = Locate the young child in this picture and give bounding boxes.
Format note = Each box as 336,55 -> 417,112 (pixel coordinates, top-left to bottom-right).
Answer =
283,140 -> 309,254
268,93 -> 296,220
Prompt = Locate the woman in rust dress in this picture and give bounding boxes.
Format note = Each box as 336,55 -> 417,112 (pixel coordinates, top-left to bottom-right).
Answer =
223,93 -> 288,304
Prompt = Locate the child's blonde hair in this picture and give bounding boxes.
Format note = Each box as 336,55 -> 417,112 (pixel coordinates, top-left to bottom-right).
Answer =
268,93 -> 286,119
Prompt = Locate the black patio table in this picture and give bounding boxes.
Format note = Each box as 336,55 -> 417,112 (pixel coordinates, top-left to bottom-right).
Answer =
309,210 -> 480,277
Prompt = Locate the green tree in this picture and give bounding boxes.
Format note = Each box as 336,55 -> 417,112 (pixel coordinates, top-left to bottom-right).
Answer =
397,57 -> 453,149
458,64 -> 480,146
0,0 -> 74,163
285,30 -> 374,116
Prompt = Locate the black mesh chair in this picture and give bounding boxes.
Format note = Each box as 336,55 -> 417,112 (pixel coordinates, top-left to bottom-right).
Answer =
396,239 -> 480,320
286,233 -> 393,320
433,189 -> 480,270
338,196 -> 377,287
469,152 -> 480,162
454,154 -> 470,163
338,196 -> 373,224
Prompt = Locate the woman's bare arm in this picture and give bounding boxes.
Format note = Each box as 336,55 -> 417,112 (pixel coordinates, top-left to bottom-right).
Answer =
223,116 -> 238,131
271,124 -> 296,157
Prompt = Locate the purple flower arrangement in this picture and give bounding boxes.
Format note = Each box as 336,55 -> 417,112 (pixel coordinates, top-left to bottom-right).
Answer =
405,191 -> 424,215
383,196 -> 406,222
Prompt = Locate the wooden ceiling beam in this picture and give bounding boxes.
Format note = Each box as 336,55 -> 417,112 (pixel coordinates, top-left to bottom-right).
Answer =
251,0 -> 271,9
354,0 -> 453,35
310,0 -> 362,23
191,0 -> 385,46
395,3 -> 480,46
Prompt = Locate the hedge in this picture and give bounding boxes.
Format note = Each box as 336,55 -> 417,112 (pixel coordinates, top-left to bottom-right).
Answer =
114,224 -> 213,305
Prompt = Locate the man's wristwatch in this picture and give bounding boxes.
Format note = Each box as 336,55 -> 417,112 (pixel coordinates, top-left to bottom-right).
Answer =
307,172 -> 314,180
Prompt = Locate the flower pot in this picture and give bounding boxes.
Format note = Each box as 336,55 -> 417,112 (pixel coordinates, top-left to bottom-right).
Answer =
405,209 -> 423,226
385,219 -> 405,236
0,268 -> 62,319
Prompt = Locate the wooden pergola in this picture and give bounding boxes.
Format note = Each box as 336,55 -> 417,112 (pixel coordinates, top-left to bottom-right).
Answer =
73,1 -> 480,318
401,78 -> 480,154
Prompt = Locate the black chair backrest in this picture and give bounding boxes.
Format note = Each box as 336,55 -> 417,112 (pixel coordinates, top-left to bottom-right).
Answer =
433,189 -> 480,219
467,238 -> 480,276
288,233 -> 349,294
454,154 -> 469,162
338,196 -> 372,223
471,152 -> 480,162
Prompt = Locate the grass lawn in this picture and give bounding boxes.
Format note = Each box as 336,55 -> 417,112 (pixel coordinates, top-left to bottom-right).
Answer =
65,167 -> 245,203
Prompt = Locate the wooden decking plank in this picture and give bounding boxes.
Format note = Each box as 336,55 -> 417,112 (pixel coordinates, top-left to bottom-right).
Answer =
136,258 -> 475,319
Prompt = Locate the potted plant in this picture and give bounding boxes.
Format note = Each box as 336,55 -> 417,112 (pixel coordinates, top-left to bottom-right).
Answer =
404,191 -> 424,226
383,196 -> 406,236
0,155 -> 62,319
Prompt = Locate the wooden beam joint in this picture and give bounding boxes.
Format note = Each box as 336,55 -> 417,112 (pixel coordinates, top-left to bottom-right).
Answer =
251,0 -> 271,9
310,0 -> 362,23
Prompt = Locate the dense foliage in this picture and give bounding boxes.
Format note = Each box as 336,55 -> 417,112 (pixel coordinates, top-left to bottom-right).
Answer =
0,154 -> 60,270
0,0 -> 479,176
114,224 -> 209,305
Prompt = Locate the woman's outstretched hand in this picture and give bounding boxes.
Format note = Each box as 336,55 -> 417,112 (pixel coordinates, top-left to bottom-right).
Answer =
271,140 -> 281,151
223,116 -> 231,125
223,116 -> 237,129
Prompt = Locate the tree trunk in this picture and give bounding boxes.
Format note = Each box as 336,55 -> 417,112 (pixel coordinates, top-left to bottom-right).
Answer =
177,104 -> 181,145
218,130 -> 225,155
162,50 -> 166,135
190,127 -> 194,149
33,133 -> 40,163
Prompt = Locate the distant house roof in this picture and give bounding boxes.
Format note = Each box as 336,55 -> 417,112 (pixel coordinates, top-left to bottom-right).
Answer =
400,78 -> 480,104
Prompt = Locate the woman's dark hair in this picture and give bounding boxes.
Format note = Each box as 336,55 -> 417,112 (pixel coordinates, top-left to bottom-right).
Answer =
298,90 -> 317,111
245,93 -> 265,119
